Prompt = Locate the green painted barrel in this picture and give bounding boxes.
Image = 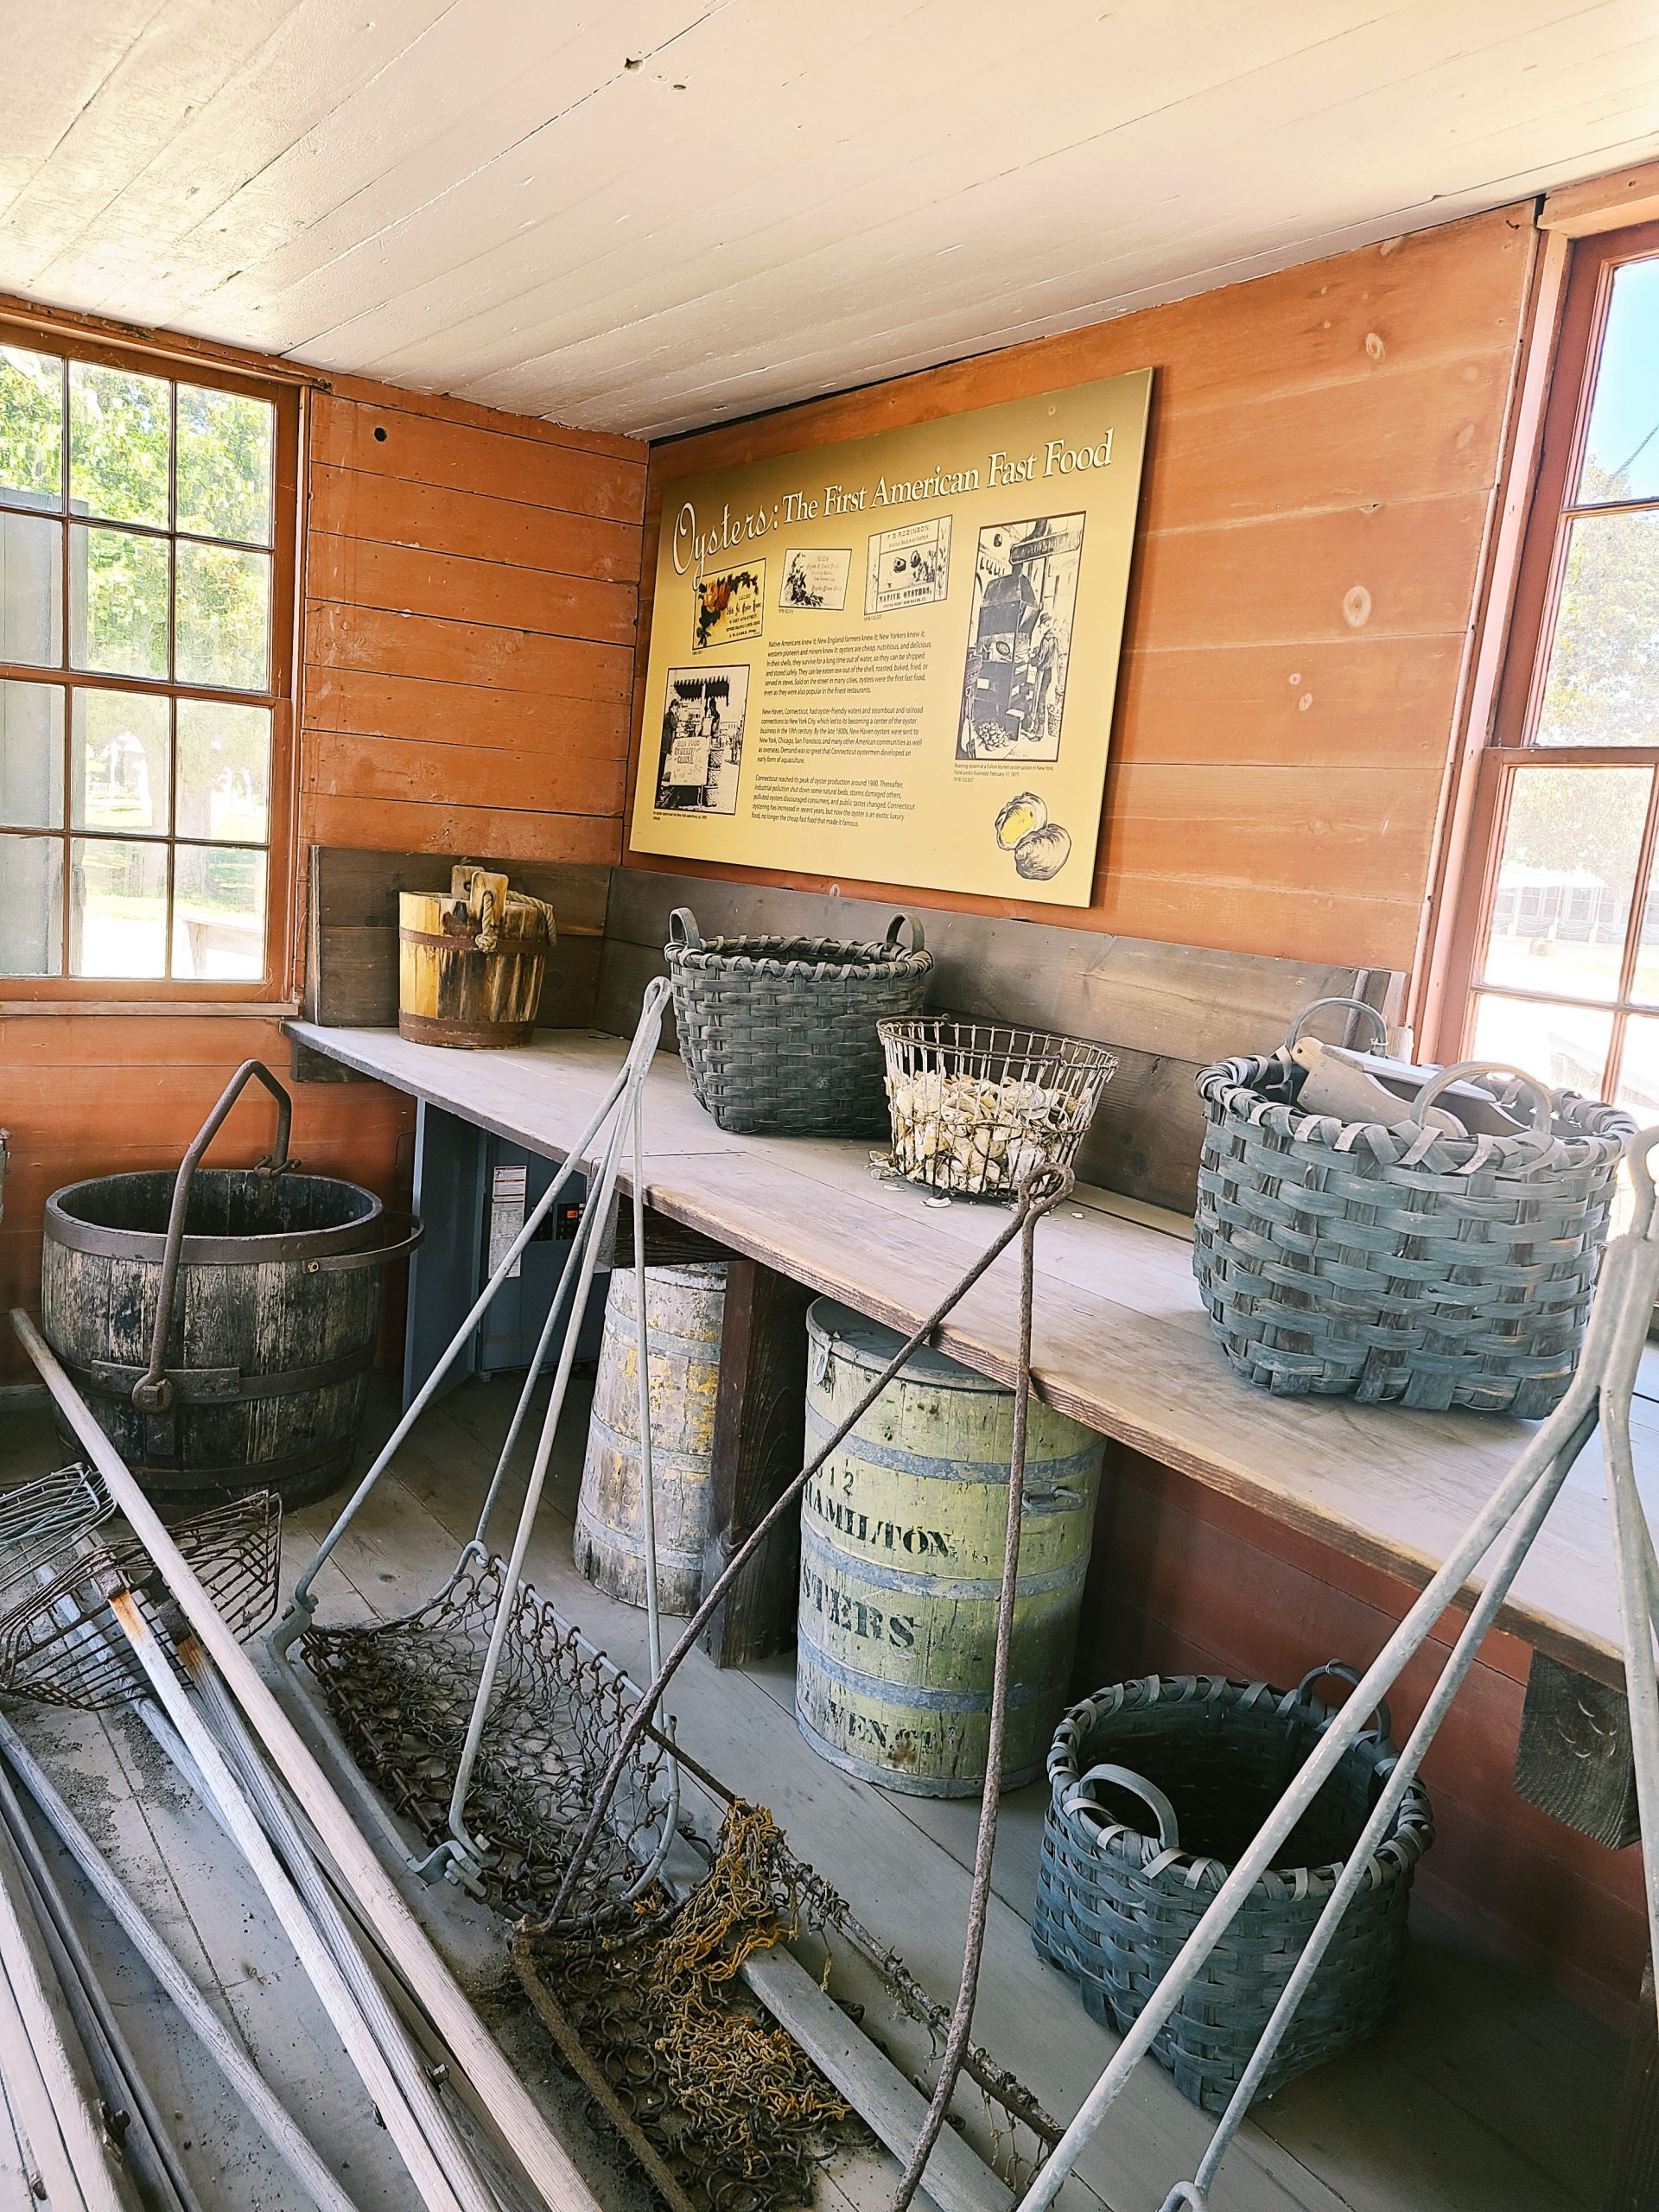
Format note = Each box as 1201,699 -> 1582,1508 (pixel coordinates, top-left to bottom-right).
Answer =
574,1262 -> 728,1614
797,1299 -> 1105,1796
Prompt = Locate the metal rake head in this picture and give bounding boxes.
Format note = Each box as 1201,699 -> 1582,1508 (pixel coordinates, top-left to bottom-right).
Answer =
0,1486 -> 283,1710
300,1549 -> 676,1924
0,1464 -> 113,1612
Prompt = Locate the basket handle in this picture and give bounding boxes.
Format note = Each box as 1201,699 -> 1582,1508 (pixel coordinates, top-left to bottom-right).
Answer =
1296,1662 -> 1390,1745
667,907 -> 704,952
1283,996 -> 1389,1052
884,913 -> 926,955
1406,1058 -> 1552,1135
1063,1761 -> 1180,1853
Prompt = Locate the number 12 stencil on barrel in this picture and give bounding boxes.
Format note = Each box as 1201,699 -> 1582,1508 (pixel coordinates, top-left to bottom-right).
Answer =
798,1299 -> 1105,1795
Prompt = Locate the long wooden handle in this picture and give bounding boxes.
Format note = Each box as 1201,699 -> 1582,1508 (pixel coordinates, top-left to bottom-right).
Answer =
11,1307 -> 601,2212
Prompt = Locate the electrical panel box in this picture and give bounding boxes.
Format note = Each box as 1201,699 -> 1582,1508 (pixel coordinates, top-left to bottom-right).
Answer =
404,1103 -> 609,1408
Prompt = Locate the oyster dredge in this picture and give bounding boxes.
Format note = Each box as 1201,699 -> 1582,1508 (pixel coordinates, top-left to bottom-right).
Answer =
2,20 -> 1658,2212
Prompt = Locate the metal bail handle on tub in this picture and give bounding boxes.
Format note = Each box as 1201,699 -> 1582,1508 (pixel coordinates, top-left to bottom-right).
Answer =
132,1059 -> 295,1416
130,1059 -> 424,1417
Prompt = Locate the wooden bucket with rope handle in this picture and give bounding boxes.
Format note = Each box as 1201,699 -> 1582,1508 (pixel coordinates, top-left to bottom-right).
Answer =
397,862 -> 557,1047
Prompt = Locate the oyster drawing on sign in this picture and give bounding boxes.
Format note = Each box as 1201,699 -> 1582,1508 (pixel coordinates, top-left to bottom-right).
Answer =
991,791 -> 1072,881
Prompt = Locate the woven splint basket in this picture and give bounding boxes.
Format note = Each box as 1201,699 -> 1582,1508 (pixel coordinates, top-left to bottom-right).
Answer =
1033,1669 -> 1433,2113
664,906 -> 931,1136
1193,1004 -> 1633,1417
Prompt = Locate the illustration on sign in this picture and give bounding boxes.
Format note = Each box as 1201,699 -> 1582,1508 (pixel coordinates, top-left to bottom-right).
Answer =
779,547 -> 851,611
694,561 -> 765,652
632,368 -> 1153,906
958,512 -> 1083,762
655,667 -> 749,815
865,517 -> 952,617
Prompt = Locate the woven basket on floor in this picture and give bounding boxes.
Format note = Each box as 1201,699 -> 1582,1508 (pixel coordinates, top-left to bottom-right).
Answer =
1033,1669 -> 1433,2113
664,906 -> 931,1136
1193,1001 -> 1634,1417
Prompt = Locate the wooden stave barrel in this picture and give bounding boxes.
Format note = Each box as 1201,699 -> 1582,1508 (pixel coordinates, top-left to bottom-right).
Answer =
574,1262 -> 728,1613
397,887 -> 552,1049
41,1167 -> 391,1510
797,1298 -> 1105,1796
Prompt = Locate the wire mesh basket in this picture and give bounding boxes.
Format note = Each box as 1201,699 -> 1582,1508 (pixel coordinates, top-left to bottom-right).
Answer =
0,1476 -> 281,1709
300,1551 -> 679,1924
878,1017 -> 1116,1198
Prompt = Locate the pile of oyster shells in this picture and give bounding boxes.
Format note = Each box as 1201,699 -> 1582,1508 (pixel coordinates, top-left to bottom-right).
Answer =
886,1069 -> 1088,1194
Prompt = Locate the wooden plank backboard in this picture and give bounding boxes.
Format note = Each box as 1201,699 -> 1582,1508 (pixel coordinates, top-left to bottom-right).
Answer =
598,868 -> 1404,1211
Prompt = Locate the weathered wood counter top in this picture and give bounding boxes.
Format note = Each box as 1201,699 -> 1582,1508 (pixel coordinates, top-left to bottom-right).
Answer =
287,1020 -> 1652,1688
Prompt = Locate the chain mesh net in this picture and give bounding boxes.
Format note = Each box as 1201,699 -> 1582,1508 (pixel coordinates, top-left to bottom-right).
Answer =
300,1550 -> 675,1925
514,1802 -> 1061,2212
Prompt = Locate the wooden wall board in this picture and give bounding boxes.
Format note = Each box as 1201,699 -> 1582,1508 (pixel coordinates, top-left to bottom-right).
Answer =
598,866 -> 1402,1210
623,207 -> 1535,979
302,668 -> 631,763
303,848 -> 610,1035
303,729 -> 628,823
303,601 -> 632,703
308,391 -> 645,523
307,463 -> 643,582
306,536 -> 639,648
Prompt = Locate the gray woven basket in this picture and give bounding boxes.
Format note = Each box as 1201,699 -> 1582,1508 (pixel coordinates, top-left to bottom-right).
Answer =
664,906 -> 932,1136
1193,1001 -> 1634,1417
1033,1668 -> 1433,2113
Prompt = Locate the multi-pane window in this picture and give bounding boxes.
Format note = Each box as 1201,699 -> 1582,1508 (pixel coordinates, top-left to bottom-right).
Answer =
1451,222 -> 1659,1119
0,330 -> 293,993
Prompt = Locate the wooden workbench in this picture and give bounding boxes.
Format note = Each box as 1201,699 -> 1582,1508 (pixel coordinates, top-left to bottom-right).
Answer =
286,1020 -> 1649,1692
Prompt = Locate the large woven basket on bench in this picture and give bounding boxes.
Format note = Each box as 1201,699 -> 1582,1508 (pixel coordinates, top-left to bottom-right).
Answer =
1193,1001 -> 1634,1417
664,906 -> 932,1136
1033,1668 -> 1433,2113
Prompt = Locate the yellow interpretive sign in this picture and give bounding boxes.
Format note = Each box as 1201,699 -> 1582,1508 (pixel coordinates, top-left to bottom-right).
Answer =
630,370 -> 1152,905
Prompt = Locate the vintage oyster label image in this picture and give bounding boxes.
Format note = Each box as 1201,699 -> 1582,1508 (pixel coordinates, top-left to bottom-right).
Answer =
779,547 -> 851,610
865,517 -> 953,617
654,667 -> 749,816
958,512 -> 1084,762
694,560 -> 766,651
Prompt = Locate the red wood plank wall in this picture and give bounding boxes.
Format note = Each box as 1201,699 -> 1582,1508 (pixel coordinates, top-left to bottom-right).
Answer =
0,372 -> 648,1382
1078,1450 -> 1647,2030
625,204 -> 1536,976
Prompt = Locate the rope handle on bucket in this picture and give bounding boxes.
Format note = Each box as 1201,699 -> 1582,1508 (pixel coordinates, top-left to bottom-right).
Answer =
132,1059 -> 295,1416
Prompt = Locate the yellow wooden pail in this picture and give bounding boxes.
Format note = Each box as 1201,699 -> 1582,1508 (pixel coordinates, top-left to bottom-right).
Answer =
797,1298 -> 1105,1796
397,864 -> 554,1048
574,1262 -> 728,1613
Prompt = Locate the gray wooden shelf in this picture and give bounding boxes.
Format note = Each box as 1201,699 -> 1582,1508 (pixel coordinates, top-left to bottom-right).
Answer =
285,1019 -> 1650,1689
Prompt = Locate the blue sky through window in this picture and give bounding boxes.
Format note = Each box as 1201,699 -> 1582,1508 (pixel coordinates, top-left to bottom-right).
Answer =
1580,256 -> 1659,502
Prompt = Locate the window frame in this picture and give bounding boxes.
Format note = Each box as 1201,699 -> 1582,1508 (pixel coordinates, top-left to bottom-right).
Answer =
1434,216 -> 1659,1103
0,310 -> 300,1003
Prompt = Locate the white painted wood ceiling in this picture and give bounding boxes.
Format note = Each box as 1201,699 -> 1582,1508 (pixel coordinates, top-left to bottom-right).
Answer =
5,1 -> 1659,441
